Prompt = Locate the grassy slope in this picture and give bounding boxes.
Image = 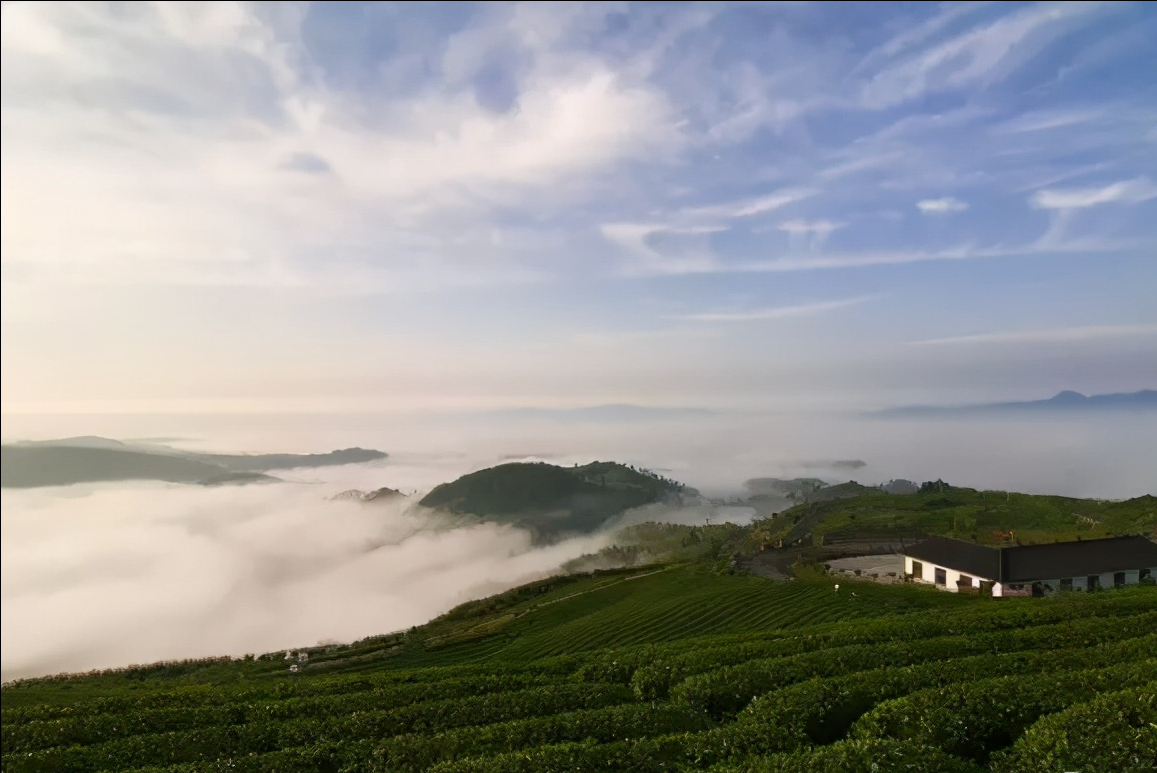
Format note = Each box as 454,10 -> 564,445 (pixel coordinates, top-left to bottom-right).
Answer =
747,488 -> 1156,548
382,564 -> 972,670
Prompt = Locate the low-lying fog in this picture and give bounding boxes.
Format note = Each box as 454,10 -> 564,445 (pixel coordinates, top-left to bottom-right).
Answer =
3,409 -> 1154,681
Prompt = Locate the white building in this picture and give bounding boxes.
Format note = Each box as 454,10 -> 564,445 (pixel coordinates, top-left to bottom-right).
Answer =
901,535 -> 1157,597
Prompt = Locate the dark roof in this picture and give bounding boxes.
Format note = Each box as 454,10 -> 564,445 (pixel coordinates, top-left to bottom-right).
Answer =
904,535 -> 1157,583
903,536 -> 1001,580
1003,536 -> 1157,583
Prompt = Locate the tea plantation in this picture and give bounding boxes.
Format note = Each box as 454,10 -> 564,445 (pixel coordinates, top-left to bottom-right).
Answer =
3,565 -> 1154,773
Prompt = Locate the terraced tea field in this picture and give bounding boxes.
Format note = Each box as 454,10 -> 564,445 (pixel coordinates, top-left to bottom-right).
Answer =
3,570 -> 1153,773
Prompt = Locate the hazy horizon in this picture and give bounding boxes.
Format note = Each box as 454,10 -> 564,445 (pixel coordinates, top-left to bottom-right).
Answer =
3,2 -> 1156,416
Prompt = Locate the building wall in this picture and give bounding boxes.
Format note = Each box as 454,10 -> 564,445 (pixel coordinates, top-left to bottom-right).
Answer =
1049,569 -> 1147,591
914,566 -> 1155,597
903,555 -> 986,592
903,555 -> 1156,594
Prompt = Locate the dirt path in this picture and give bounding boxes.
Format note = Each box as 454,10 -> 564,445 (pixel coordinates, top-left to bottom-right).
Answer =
740,538 -> 911,581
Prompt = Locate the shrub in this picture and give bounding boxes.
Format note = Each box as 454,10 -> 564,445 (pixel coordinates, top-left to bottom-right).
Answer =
989,686 -> 1157,773
849,661 -> 1157,762
706,738 -> 985,773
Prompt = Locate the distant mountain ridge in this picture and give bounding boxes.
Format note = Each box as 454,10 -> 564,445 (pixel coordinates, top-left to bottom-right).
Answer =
0,438 -> 388,488
876,389 -> 1157,417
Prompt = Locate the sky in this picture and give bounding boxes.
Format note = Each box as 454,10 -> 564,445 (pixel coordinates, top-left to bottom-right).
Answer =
2,1 -> 1156,414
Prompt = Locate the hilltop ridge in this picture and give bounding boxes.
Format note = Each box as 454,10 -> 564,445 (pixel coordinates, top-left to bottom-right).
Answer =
0,438 -> 388,488
419,461 -> 691,539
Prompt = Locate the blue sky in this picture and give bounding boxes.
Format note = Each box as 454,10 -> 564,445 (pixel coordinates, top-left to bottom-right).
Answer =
1,1 -> 1155,413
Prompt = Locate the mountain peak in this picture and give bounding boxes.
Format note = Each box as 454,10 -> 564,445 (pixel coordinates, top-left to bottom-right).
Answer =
1049,390 -> 1088,402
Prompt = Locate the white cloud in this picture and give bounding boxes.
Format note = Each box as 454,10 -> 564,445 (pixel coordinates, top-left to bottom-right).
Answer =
775,218 -> 846,251
0,2 -> 681,291
674,296 -> 873,322
599,222 -> 717,275
0,481 -> 612,680
856,2 -> 1100,109
683,189 -> 817,220
601,188 -> 817,273
911,324 -> 1157,347
916,197 -> 969,214
777,219 -> 846,236
653,236 -> 1140,277
992,108 -> 1104,134
1029,177 -> 1157,210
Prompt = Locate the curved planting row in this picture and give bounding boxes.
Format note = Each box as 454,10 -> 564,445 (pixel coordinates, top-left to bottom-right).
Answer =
1,683 -> 633,773
990,686 -> 1157,773
850,666 -> 1157,763
670,617 -> 1157,717
4,588 -> 1154,773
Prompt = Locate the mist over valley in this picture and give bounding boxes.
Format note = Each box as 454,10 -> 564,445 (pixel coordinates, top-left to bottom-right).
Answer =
3,403 -> 1154,681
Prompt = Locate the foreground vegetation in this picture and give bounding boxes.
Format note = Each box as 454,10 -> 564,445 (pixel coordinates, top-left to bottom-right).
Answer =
4,565 -> 1154,772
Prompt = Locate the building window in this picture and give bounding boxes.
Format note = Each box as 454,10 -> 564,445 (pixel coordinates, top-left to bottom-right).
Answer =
1114,572 -> 1126,587
911,560 -> 923,579
934,567 -> 947,586
1087,575 -> 1100,591
1060,578 -> 1073,590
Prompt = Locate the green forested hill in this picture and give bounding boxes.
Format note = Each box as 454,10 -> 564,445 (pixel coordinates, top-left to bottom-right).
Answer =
746,486 -> 1157,548
418,461 -> 685,537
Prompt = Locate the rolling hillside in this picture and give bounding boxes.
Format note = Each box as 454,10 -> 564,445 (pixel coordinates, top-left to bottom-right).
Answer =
744,485 -> 1157,550
2,569 -> 1153,773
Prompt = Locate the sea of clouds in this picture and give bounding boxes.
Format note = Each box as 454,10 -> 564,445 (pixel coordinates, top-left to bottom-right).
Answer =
3,408 -> 1154,680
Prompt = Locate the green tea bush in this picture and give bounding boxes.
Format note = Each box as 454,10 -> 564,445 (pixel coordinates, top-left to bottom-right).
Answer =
989,685 -> 1157,773
849,661 -> 1157,761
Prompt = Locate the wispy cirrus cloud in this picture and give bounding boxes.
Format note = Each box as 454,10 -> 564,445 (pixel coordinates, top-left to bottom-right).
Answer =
990,108 -> 1105,134
600,188 -> 816,273
916,197 -> 969,214
681,190 -> 819,221
777,219 -> 846,236
1030,177 -> 1157,209
911,324 -> 1157,347
2,1 -> 1155,414
672,296 -> 874,323
853,2 -> 1105,110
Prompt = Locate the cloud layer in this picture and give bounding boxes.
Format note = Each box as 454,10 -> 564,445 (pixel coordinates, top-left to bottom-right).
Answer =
1,480 -> 610,681
2,1 -> 1155,412
4,407 -> 1155,679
